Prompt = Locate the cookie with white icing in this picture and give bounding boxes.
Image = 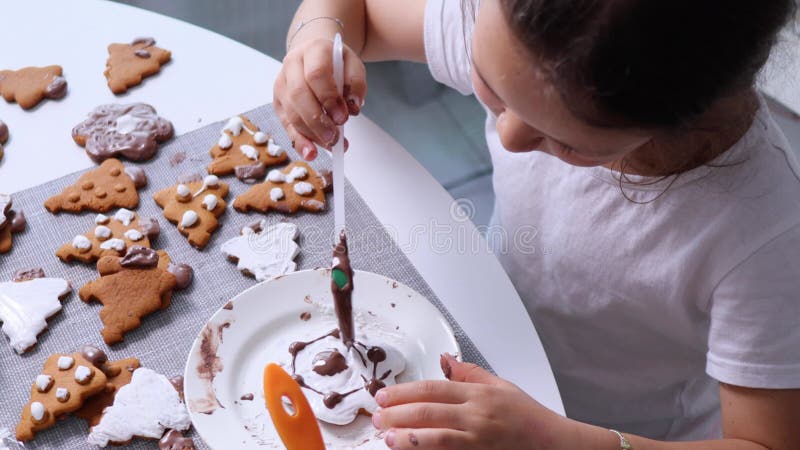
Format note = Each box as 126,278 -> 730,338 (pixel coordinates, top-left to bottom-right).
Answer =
233,161 -> 332,215
44,159 -> 147,214
153,175 -> 229,249
56,209 -> 160,264
207,115 -> 289,182
87,367 -> 191,447
15,351 -> 107,441
0,268 -> 71,354
72,103 -> 174,163
221,220 -> 300,281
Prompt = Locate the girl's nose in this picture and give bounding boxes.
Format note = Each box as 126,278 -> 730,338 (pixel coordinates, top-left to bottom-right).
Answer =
496,111 -> 545,152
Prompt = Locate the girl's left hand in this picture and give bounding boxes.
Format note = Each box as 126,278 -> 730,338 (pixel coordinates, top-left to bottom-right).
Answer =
372,353 -> 567,450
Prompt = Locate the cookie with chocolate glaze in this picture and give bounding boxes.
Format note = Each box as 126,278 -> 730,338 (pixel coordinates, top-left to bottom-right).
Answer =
0,119 -> 8,161
0,193 -> 27,254
153,175 -> 229,249
105,37 -> 171,94
79,247 -> 193,345
15,351 -> 107,442
72,103 -> 174,163
207,115 -> 289,182
233,161 -> 332,215
56,209 -> 160,264
0,65 -> 67,110
44,159 -> 147,214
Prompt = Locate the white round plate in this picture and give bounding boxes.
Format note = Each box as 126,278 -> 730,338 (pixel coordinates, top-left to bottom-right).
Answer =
184,268 -> 460,449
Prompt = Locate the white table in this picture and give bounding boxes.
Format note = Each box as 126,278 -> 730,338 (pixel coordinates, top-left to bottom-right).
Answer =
0,0 -> 565,418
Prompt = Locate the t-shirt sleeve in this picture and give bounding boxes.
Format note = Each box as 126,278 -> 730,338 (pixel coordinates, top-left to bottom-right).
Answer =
424,0 -> 474,95
706,223 -> 800,389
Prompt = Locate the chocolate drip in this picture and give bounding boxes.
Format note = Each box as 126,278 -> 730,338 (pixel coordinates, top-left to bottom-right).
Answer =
323,387 -> 360,409
331,231 -> 355,348
312,349 -> 348,376
240,393 -> 254,401
120,246 -> 159,268
132,37 -> 156,47
8,210 -> 26,232
124,166 -> 148,189
234,162 -> 267,183
12,267 -> 45,282
168,263 -> 194,290
0,120 -> 8,143
134,49 -> 151,59
79,344 -> 108,367
361,346 -> 391,396
289,329 -> 339,373
138,217 -> 160,240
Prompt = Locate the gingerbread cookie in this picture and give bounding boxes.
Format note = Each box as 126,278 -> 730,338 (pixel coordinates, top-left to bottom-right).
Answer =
233,161 -> 332,214
79,247 -> 193,345
0,193 -> 26,253
153,175 -> 229,249
221,220 -> 300,281
44,159 -> 147,214
0,268 -> 70,354
71,103 -> 174,163
87,367 -> 191,447
56,209 -> 160,264
0,119 -> 8,161
0,65 -> 67,110
74,345 -> 142,427
159,429 -> 195,450
105,37 -> 171,95
207,116 -> 289,182
15,351 -> 108,441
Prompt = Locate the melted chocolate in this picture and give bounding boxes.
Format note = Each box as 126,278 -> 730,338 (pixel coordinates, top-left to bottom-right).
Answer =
132,37 -> 156,47
138,217 -> 160,240
169,151 -> 186,166
240,393 -> 254,401
12,267 -> 45,282
222,300 -> 234,310
300,311 -> 311,321
79,344 -> 108,367
134,49 -> 151,59
323,387 -> 360,409
331,231 -> 355,347
168,263 -> 193,290
311,349 -> 348,376
0,120 -> 8,143
8,210 -> 26,232
234,162 -> 267,183
45,76 -> 67,99
124,166 -> 148,189
158,429 -> 195,450
169,375 -> 184,399
120,246 -> 159,268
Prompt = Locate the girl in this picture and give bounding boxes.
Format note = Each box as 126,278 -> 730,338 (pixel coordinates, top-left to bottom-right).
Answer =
275,0 -> 800,449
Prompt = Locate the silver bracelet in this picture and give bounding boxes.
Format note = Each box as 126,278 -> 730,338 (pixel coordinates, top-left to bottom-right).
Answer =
609,430 -> 632,450
287,16 -> 344,52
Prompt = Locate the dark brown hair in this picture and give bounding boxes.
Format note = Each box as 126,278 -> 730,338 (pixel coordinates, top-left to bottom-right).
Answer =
497,0 -> 795,129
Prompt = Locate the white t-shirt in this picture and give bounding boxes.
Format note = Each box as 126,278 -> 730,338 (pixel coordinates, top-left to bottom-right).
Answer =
424,0 -> 800,441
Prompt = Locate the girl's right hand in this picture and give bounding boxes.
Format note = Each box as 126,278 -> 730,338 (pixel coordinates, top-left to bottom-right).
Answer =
274,37 -> 367,160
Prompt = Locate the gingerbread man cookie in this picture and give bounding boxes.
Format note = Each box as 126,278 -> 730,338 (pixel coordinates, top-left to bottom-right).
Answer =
0,268 -> 70,354
0,65 -> 67,110
233,161 -> 332,214
87,367 -> 191,447
221,220 -> 300,281
74,345 -> 142,427
56,209 -> 160,264
207,116 -> 289,182
105,37 -> 171,95
0,119 -> 8,161
72,103 -> 174,163
0,193 -> 26,254
44,159 -> 147,214
79,247 -> 193,345
15,351 -> 108,441
153,175 -> 229,249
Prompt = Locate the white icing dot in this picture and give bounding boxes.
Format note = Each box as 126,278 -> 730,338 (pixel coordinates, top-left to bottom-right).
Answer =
55,388 -> 70,402
176,184 -> 190,198
204,175 -> 219,187
267,169 -> 285,183
124,229 -> 144,241
30,402 -> 46,421
95,214 -> 110,224
114,114 -> 142,134
74,365 -> 92,383
286,166 -> 308,183
253,131 -> 268,144
94,226 -> 112,240
57,356 -> 74,370
72,235 -> 92,250
202,194 -> 218,211
35,374 -> 53,392
218,133 -> 233,149
100,238 -> 126,251
181,210 -> 198,228
240,145 -> 258,160
114,209 -> 136,226
224,116 -> 244,136
267,139 -> 285,157
270,187 -> 284,202
293,181 -> 314,196
301,199 -> 325,211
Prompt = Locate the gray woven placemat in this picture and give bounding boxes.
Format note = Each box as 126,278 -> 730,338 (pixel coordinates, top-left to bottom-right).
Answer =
0,104 -> 491,449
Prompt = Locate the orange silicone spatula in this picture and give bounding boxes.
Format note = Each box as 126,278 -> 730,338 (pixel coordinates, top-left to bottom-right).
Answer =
263,363 -> 325,450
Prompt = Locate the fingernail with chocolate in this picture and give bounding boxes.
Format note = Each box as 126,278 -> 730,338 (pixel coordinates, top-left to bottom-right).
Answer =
347,95 -> 362,115
440,354 -> 452,379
